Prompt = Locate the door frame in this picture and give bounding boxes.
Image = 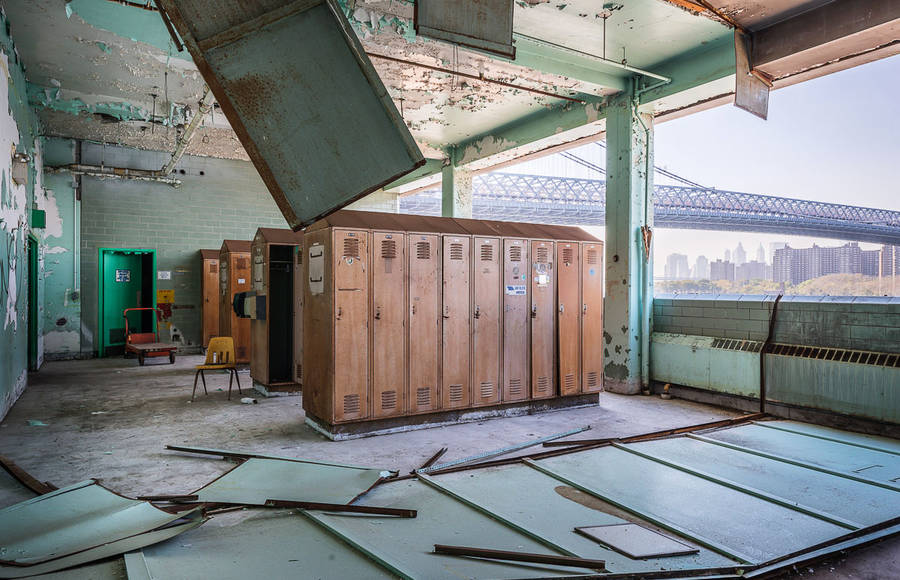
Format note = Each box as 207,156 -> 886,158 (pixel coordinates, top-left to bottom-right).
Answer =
27,233 -> 39,371
98,248 -> 156,357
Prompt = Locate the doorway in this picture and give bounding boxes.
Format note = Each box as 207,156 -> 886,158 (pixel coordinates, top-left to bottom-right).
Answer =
27,234 -> 39,371
98,248 -> 156,357
268,244 -> 294,382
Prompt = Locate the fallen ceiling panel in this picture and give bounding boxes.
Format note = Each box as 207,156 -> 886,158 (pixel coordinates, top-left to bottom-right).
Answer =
157,0 -> 425,229
415,0 -> 516,58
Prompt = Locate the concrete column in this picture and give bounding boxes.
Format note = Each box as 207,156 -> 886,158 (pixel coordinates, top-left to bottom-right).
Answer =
603,89 -> 654,394
441,163 -> 473,218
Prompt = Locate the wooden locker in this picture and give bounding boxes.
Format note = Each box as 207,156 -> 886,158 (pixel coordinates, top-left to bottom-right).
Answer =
249,238 -> 267,385
218,240 -> 251,363
293,243 -> 304,387
302,230 -> 332,422
530,240 -> 555,399
502,238 -> 529,402
408,234 -> 440,414
199,249 -> 219,348
333,230 -> 369,422
371,231 -> 406,418
582,241 -> 604,393
442,236 -> 471,409
472,237 -> 501,407
557,242 -> 581,396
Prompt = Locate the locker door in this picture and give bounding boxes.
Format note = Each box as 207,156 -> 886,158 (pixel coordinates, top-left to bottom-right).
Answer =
372,232 -> 406,418
582,242 -> 604,393
442,236 -> 471,409
472,237 -> 500,407
232,253 -> 252,363
201,258 -> 219,348
408,234 -> 440,413
557,242 -> 581,395
530,240 -> 555,399
293,245 -> 304,386
502,239 -> 529,402
333,230 -> 369,422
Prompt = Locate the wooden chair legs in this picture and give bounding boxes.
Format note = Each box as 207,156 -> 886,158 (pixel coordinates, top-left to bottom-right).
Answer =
191,369 -> 209,402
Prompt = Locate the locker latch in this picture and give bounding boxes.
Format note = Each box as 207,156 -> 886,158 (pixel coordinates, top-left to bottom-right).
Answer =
336,306 -> 343,320
374,306 -> 381,320
583,303 -> 588,314
559,304 -> 565,313
473,305 -> 480,319
442,305 -> 450,319
531,304 -> 537,318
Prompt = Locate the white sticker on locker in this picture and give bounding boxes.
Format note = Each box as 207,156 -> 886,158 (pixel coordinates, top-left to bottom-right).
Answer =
505,284 -> 526,295
536,274 -> 549,286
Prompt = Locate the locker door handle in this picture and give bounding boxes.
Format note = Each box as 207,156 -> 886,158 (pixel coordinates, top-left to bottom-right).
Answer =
583,303 -> 588,315
559,304 -> 564,313
531,304 -> 537,318
411,304 -> 416,316
374,306 -> 381,320
336,306 -> 343,320
473,305 -> 480,319
442,305 -> 450,319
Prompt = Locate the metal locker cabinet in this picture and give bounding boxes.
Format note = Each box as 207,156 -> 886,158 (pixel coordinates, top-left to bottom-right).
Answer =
249,236 -> 267,386
582,241 -> 604,393
333,230 -> 369,422
199,249 -> 219,349
293,243 -> 304,387
557,242 -> 581,396
530,240 -> 556,399
218,240 -> 251,363
302,230 -> 333,423
502,238 -> 529,402
371,231 -> 407,418
442,235 -> 471,410
472,237 -> 501,407
408,233 -> 440,414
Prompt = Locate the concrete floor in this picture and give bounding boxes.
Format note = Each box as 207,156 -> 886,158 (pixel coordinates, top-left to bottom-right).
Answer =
1,355 -> 897,578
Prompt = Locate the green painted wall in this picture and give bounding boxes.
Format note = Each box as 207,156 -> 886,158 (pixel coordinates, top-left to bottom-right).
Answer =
0,10 -> 42,420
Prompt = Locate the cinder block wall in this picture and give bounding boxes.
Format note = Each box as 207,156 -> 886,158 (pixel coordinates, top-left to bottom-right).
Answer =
653,294 -> 900,353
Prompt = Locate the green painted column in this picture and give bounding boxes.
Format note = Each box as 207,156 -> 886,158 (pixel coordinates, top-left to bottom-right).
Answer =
603,87 -> 654,395
441,163 -> 473,218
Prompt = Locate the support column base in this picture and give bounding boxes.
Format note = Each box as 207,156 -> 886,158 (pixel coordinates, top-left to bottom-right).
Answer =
603,377 -> 643,395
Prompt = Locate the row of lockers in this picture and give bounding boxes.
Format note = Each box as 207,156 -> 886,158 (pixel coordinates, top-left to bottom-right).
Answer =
302,222 -> 604,426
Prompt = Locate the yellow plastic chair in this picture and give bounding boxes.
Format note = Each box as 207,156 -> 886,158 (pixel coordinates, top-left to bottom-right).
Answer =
192,337 -> 242,401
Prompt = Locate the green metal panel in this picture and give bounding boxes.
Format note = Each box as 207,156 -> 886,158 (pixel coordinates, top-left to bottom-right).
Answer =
27,234 -> 39,371
431,465 -> 738,575
701,424 -> 900,488
629,437 -> 900,528
650,333 -> 760,397
755,421 -> 900,456
533,446 -> 847,563
304,479 -> 596,578
97,249 -> 155,357
129,510 -> 397,580
159,0 -> 425,230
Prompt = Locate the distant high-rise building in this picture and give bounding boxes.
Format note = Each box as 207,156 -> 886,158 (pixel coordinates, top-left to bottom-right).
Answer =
756,244 -> 766,264
881,245 -> 900,294
665,253 -> 690,280
710,260 -> 735,281
734,243 -> 747,266
693,255 -> 710,279
772,242 -> 881,284
770,242 -> 788,263
735,260 -> 770,281
724,249 -> 731,262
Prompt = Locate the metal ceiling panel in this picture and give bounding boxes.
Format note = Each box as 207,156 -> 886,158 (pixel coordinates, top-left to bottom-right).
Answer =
416,0 -> 516,58
734,30 -> 769,120
191,457 -> 389,505
158,0 -> 425,230
575,524 -> 700,559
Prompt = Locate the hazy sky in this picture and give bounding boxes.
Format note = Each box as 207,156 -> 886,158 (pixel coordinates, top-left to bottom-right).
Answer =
505,53 -> 900,275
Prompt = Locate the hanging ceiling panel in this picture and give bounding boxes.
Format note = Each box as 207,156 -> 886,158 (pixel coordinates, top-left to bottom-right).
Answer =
415,0 -> 516,58
158,0 -> 425,229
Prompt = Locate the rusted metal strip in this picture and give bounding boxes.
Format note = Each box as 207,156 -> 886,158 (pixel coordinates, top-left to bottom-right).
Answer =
152,1 -> 184,52
412,447 -> 448,474
0,455 -> 57,495
137,494 -> 199,502
265,500 -> 416,518
433,544 -> 606,571
543,413 -> 768,447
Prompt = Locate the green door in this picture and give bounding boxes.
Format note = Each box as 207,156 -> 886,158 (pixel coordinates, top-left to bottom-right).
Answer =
99,249 -> 155,356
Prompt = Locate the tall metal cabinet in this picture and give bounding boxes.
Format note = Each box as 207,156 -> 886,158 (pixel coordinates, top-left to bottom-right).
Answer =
249,228 -> 303,393
502,238 -> 529,402
199,249 -> 219,349
218,240 -> 251,363
371,230 -> 406,418
408,233 -> 441,414
557,242 -> 581,395
582,241 -> 604,392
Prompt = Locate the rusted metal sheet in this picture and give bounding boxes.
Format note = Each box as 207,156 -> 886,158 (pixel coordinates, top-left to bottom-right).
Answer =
158,0 -> 425,229
734,30 -> 769,120
415,0 -> 516,58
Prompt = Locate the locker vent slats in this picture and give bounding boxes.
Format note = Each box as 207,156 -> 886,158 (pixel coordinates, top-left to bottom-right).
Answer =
562,248 -> 574,265
343,394 -> 361,415
449,384 -> 463,403
416,387 -> 431,407
480,382 -> 494,399
586,371 -> 599,389
508,378 -> 523,396
564,373 -> 576,391
586,248 -> 599,265
381,239 -> 397,259
536,247 -> 550,263
381,390 -> 397,410
536,376 -> 550,393
480,244 -> 493,261
343,238 -> 361,259
509,245 -> 522,262
450,243 -> 464,261
208,263 -> 217,274
416,241 -> 431,260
